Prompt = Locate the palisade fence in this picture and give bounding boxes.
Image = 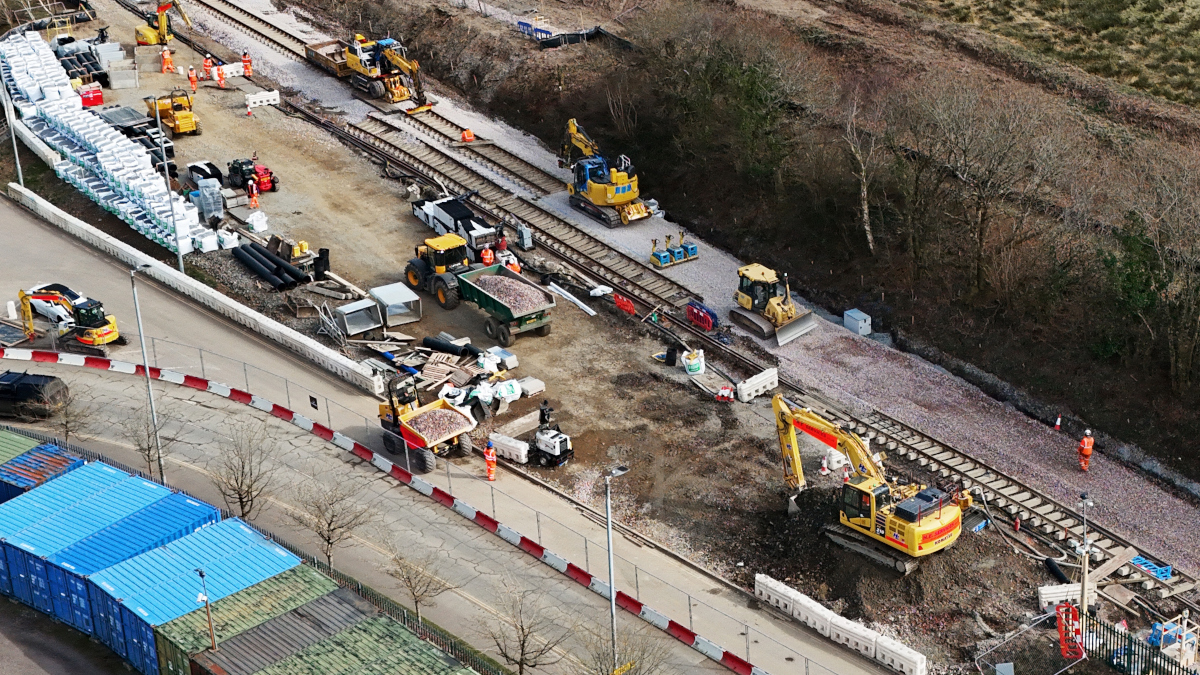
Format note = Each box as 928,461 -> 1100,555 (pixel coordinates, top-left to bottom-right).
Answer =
0,425 -> 513,675
1083,613 -> 1198,675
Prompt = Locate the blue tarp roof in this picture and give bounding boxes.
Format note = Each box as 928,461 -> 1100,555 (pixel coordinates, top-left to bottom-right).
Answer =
90,519 -> 301,627
4,472 -> 172,557
0,462 -> 128,538
48,493 -> 220,576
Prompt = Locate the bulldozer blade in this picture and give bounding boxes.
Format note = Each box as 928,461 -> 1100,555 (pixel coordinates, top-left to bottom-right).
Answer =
775,310 -> 818,346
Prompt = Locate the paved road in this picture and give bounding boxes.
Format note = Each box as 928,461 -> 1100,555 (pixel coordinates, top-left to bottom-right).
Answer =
1,198 -> 886,674
0,596 -> 129,675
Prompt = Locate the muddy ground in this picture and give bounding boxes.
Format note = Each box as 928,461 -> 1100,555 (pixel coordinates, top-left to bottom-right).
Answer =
0,4 -> 1144,669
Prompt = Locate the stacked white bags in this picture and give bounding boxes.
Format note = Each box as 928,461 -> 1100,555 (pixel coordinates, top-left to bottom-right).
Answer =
1,32 -> 203,254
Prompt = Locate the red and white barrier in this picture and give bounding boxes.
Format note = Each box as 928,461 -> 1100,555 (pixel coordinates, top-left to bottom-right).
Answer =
0,347 -> 773,675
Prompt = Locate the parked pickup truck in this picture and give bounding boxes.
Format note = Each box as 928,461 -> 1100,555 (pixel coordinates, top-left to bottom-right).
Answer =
0,371 -> 68,419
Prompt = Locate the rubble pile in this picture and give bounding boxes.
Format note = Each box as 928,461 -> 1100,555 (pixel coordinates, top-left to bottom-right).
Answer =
409,408 -> 471,440
474,275 -> 545,314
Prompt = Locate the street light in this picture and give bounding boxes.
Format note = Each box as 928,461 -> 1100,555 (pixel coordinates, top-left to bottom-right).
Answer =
1077,492 -> 1095,616
603,465 -> 630,671
195,568 -> 218,651
130,264 -> 165,480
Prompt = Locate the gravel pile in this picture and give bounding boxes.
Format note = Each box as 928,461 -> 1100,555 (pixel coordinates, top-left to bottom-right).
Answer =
408,408 -> 471,442
474,275 -> 546,315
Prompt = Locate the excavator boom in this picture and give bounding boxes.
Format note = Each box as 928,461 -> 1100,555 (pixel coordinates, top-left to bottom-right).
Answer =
561,118 -> 600,162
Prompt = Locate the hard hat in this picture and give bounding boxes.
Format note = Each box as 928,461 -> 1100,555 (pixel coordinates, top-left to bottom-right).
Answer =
205,53 -> 212,58
243,50 -> 248,55
486,441 -> 493,448
1085,429 -> 1092,435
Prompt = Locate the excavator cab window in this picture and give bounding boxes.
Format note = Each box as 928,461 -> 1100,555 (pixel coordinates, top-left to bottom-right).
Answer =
73,302 -> 107,329
841,485 -> 872,519
585,160 -> 609,185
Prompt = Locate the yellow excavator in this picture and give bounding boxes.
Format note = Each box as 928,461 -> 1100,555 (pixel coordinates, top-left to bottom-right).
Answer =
345,34 -> 431,110
135,0 -> 193,46
773,394 -> 971,574
18,287 -> 124,356
560,119 -> 650,228
731,264 -> 816,346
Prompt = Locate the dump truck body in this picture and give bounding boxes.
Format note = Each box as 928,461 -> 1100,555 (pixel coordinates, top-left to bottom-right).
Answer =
304,40 -> 352,77
456,265 -> 555,346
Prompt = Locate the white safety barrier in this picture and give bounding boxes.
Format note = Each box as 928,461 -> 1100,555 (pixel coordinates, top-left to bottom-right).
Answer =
6,182 -> 385,395
245,90 -> 280,108
829,614 -> 877,658
755,574 -> 926,675
737,367 -> 778,402
875,635 -> 928,675
1037,583 -> 1097,612
488,432 -> 528,464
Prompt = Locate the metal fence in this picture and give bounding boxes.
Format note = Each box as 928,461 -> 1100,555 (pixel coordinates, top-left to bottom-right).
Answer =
0,425 -> 512,675
1084,613 -> 1198,675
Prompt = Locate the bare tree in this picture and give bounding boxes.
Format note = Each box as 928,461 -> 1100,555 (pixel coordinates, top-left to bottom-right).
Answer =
41,382 -> 97,445
209,420 -> 279,521
115,401 -> 178,480
379,537 -> 455,623
287,481 -> 373,568
577,620 -> 674,675
843,89 -> 886,255
481,580 -> 575,675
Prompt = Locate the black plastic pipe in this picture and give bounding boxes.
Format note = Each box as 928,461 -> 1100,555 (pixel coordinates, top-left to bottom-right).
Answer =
233,246 -> 286,289
422,337 -> 484,357
249,242 -> 309,284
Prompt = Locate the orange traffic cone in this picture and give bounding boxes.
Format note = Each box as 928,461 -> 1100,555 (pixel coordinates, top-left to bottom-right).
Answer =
1055,414 -> 1061,431
842,466 -> 850,484
818,455 -> 830,476
246,105 -> 253,117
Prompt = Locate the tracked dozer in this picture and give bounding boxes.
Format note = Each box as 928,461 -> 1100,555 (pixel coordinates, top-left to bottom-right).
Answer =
730,264 -> 816,346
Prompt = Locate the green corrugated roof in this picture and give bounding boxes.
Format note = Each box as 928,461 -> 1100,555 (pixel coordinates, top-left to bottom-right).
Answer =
0,430 -> 41,465
156,565 -> 339,675
254,616 -> 476,675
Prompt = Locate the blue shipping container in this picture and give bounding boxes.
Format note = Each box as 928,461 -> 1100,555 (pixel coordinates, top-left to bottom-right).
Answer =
0,444 -> 84,504
45,493 -> 220,634
0,462 -> 127,594
88,519 -> 301,675
3,473 -> 171,614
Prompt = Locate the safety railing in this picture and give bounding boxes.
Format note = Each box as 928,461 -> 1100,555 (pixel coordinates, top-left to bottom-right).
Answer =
1083,613 -> 1197,675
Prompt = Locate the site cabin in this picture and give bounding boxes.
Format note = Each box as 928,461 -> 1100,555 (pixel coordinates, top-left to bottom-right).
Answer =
412,198 -> 497,264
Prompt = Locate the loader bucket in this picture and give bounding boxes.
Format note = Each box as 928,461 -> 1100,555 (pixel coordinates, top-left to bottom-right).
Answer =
775,310 -> 818,346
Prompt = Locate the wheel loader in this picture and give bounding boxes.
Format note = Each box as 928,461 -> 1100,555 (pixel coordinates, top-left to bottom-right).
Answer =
730,264 -> 817,346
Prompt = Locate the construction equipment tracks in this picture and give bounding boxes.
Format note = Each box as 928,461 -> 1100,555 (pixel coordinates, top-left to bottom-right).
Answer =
115,0 -> 1199,616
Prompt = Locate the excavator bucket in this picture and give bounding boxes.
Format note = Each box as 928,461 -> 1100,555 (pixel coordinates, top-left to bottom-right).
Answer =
775,309 -> 818,346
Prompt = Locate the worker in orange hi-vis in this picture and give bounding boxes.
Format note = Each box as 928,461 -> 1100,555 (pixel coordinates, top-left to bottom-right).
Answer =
247,179 -> 260,209
1078,429 -> 1094,472
480,247 -> 494,266
216,63 -> 227,90
484,441 -> 496,482
460,129 -> 475,143
160,47 -> 174,74
187,66 -> 198,93
241,50 -> 253,77
202,53 -> 213,80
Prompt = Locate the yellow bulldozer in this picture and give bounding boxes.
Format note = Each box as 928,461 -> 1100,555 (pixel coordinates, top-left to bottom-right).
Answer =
773,394 -> 972,574
731,264 -> 816,346
135,0 -> 193,46
560,119 -> 650,228
145,89 -> 201,137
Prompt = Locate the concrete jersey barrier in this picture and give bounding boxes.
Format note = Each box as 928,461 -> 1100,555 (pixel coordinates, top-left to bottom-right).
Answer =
6,182 -> 384,395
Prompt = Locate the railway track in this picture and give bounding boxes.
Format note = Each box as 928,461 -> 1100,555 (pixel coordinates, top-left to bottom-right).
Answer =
116,0 -> 1199,616
189,0 -> 307,58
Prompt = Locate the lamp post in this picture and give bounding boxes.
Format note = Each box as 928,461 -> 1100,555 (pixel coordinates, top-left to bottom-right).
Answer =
195,568 -> 218,651
130,264 -> 164,480
1077,492 -> 1094,616
2,84 -> 24,187
151,96 -> 184,273
603,465 -> 630,671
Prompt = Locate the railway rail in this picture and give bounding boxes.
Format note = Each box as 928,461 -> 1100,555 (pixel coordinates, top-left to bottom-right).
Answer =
116,0 -> 1200,617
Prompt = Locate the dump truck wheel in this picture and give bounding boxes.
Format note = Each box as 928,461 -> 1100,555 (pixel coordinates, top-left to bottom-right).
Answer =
497,322 -> 514,348
535,324 -> 551,337
416,448 -> 437,473
434,279 -> 460,310
484,317 -> 499,339
458,433 -> 473,457
193,120 -> 203,136
404,264 -> 422,290
382,433 -> 397,454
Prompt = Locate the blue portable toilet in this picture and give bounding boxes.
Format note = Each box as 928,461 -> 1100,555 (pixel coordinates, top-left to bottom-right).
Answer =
45,493 -> 220,634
